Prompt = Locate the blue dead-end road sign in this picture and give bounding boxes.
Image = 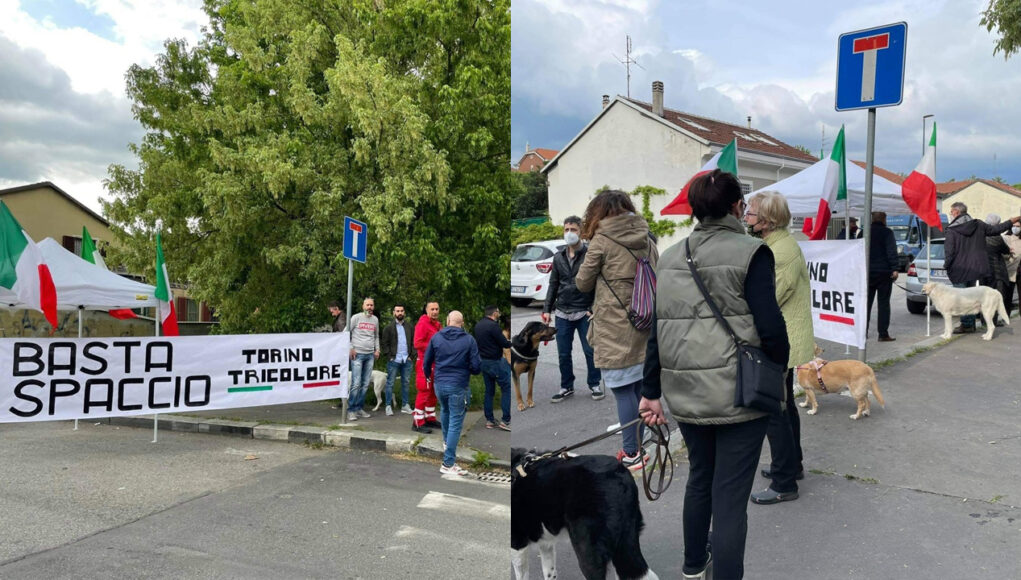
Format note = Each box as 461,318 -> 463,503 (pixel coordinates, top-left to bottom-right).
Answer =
836,22 -> 907,111
343,216 -> 367,263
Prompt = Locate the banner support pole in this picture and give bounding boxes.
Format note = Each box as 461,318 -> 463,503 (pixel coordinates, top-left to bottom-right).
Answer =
153,305 -> 160,443
74,306 -> 83,431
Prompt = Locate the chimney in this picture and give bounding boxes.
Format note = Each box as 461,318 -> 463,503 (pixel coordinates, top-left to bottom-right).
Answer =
602,94 -> 610,109
652,81 -> 664,117
525,142 -> 530,153
747,116 -> 752,129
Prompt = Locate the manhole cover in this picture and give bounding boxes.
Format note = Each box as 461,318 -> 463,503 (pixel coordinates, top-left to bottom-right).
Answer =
475,471 -> 511,485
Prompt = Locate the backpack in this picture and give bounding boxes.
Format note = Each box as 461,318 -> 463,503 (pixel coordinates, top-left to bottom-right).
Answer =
598,235 -> 657,331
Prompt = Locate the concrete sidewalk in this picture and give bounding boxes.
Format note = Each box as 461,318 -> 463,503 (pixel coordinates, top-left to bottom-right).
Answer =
108,398 -> 511,469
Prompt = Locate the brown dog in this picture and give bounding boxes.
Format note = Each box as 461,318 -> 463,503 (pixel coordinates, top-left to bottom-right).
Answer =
511,321 -> 556,411
795,345 -> 886,420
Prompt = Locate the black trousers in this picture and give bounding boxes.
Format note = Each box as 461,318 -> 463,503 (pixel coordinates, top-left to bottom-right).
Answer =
678,416 -> 769,580
765,370 -> 802,493
866,272 -> 893,338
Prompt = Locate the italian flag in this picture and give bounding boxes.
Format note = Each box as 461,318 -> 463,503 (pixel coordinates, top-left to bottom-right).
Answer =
0,201 -> 57,329
808,125 -> 847,240
81,226 -> 136,319
661,139 -> 739,215
901,122 -> 942,229
155,232 -> 179,336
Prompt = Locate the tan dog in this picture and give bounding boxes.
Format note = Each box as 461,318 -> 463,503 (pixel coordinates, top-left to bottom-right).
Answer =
922,281 -> 1009,341
511,321 -> 556,411
796,345 -> 886,420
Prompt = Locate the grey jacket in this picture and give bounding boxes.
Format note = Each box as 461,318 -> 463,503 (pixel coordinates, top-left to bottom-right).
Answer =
655,215 -> 769,425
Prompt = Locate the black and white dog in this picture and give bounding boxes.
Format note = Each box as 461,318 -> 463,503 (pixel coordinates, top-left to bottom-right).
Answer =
511,448 -> 659,580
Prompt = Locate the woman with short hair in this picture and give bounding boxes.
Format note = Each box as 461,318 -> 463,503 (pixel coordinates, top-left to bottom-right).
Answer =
744,190 -> 815,505
639,169 -> 789,579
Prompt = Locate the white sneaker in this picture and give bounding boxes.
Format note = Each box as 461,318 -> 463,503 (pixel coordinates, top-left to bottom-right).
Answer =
401,405 -> 413,415
385,405 -> 394,416
606,422 -> 621,432
440,464 -> 468,476
347,413 -> 358,422
358,410 -> 371,418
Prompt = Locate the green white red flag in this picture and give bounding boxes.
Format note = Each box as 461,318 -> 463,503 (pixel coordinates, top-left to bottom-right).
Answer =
155,232 -> 179,336
0,201 -> 57,329
901,122 -> 942,229
808,125 -> 847,240
661,139 -> 739,215
81,226 -> 136,319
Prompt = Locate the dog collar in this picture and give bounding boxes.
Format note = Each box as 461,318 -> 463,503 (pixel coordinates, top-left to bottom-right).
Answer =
796,359 -> 830,393
510,346 -> 539,361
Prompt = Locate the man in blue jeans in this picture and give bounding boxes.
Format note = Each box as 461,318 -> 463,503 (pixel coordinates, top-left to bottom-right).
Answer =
380,304 -> 415,416
474,305 -> 512,431
424,310 -> 481,476
542,215 -> 603,402
347,297 -> 380,421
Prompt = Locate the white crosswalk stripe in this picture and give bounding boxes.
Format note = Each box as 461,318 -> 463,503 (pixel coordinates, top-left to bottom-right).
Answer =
417,490 -> 511,521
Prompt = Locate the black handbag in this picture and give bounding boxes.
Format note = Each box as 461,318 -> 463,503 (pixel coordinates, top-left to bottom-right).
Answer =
685,239 -> 784,414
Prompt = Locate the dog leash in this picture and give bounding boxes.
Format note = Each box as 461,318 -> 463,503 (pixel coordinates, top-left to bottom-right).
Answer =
517,416 -> 674,502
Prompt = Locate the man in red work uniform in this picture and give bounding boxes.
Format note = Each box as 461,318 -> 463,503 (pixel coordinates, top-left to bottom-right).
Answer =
412,300 -> 443,433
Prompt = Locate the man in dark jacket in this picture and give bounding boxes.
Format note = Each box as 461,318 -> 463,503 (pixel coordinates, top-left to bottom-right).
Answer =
982,215 -> 1012,327
328,301 -> 345,332
866,212 -> 899,342
542,215 -> 603,402
836,217 -> 861,240
944,202 -> 1020,333
380,304 -> 415,416
424,311 -> 481,476
474,306 -> 512,431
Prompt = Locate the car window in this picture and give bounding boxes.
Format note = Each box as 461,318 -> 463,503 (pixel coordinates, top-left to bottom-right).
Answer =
889,225 -> 910,241
918,242 -> 945,260
511,245 -> 554,262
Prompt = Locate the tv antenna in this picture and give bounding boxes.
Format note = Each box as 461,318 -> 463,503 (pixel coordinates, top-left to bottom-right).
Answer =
612,35 -> 644,98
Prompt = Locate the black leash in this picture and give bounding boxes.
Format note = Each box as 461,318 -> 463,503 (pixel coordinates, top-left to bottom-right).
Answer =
517,415 -> 674,502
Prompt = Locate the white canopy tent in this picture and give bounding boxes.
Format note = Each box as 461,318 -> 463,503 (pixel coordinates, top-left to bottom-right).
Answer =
750,157 -> 912,217
0,238 -> 158,311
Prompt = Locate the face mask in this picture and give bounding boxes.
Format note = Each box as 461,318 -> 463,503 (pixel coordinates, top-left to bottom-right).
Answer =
1013,226 -> 1021,235
746,223 -> 762,237
564,231 -> 580,245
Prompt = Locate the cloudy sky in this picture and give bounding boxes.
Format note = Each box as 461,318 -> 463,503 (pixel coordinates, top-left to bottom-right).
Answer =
0,0 -> 206,213
512,0 -> 1021,185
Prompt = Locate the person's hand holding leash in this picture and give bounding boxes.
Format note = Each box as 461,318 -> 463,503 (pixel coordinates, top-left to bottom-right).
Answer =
540,312 -> 550,324
639,397 -> 667,426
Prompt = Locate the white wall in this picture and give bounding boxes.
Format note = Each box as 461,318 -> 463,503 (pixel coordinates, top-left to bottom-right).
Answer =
945,183 -> 1021,224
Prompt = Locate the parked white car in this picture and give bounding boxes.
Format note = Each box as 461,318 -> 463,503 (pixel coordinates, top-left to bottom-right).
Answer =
511,239 -> 565,307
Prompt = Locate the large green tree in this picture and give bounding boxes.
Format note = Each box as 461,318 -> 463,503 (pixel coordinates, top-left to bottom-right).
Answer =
105,0 -> 511,333
511,170 -> 548,220
981,0 -> 1021,58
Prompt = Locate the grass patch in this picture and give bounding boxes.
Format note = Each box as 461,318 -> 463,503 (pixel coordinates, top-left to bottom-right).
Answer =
868,336 -> 958,371
990,495 -> 1004,504
809,468 -> 836,476
302,440 -> 326,450
844,473 -> 879,484
470,450 -> 495,470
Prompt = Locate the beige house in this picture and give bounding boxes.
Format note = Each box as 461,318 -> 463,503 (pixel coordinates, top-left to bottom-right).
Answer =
938,179 -> 1021,223
0,182 -> 213,336
541,81 -> 817,249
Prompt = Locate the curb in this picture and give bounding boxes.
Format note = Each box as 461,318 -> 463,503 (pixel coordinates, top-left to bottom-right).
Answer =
106,415 -> 511,470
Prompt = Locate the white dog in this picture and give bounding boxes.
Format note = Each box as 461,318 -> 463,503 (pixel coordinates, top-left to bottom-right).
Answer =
345,370 -> 389,410
923,282 -> 1009,341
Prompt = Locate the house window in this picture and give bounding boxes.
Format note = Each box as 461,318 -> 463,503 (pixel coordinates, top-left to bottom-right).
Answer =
62,236 -> 82,256
740,181 -> 752,195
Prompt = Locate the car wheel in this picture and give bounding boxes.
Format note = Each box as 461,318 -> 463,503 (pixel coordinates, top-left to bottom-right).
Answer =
511,298 -> 533,308
906,299 -> 927,315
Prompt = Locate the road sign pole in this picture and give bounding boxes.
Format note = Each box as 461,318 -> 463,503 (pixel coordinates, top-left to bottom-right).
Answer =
341,258 -> 353,424
860,107 -> 877,363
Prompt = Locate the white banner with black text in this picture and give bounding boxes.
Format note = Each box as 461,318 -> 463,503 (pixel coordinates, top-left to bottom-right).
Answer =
798,240 -> 868,349
0,333 -> 349,423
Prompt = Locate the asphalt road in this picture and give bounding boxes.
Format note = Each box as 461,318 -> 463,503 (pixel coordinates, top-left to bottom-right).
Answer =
0,422 -> 508,579
510,301 -> 1021,579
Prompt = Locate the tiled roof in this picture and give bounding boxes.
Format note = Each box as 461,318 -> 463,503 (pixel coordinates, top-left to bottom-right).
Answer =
531,148 -> 559,161
937,178 -> 1021,198
850,160 -> 905,185
624,98 -> 818,163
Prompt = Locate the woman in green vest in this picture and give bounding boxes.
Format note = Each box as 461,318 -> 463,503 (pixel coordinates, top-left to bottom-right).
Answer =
744,191 -> 815,505
639,170 -> 789,580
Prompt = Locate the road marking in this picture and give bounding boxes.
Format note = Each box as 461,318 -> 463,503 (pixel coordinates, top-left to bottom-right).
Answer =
393,525 -> 506,559
417,491 -> 510,521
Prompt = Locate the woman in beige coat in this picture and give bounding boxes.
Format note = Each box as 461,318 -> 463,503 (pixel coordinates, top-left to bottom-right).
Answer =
575,190 -> 659,470
744,191 -> 815,504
